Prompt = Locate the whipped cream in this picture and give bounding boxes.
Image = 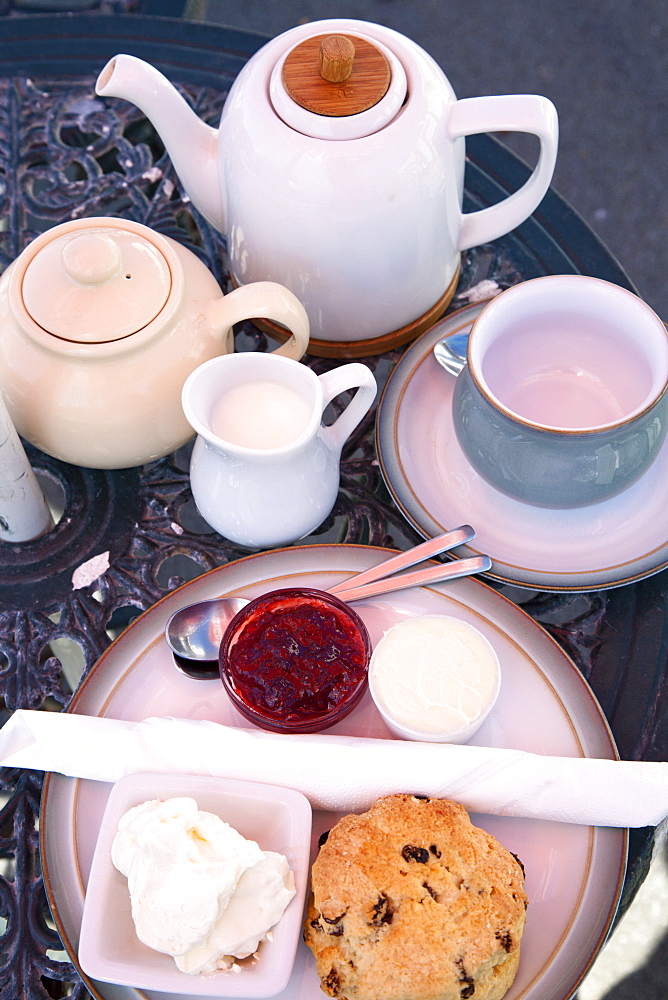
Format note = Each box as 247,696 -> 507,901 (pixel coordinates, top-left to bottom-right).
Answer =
111,796 -> 295,975
369,615 -> 501,742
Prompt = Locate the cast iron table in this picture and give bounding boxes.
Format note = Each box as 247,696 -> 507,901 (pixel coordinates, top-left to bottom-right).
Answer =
0,12 -> 666,1000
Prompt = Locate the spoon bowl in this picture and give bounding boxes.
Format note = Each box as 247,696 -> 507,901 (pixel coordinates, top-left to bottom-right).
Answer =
166,596 -> 249,663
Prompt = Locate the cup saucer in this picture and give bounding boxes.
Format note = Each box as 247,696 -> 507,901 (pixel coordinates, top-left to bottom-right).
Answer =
376,302 -> 668,592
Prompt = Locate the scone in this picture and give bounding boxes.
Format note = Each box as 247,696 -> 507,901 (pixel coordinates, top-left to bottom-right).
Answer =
304,794 -> 527,1000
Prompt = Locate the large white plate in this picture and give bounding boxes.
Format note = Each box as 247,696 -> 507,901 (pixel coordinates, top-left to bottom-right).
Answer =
376,303 -> 668,591
41,544 -> 626,1000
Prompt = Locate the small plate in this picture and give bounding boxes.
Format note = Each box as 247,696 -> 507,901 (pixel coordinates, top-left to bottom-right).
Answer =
41,544 -> 626,1000
376,303 -> 668,591
78,773 -> 311,996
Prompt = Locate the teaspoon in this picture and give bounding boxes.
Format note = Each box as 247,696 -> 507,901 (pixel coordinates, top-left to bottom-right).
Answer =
167,530 -> 491,679
166,526 -> 476,667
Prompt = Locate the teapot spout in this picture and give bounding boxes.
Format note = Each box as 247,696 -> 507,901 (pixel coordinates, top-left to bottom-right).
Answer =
95,54 -> 225,233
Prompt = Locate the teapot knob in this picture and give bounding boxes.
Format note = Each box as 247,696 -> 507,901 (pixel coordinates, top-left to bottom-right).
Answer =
319,35 -> 355,83
61,233 -> 122,285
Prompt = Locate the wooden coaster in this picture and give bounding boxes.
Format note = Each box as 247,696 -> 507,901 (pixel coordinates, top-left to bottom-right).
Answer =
240,266 -> 461,359
282,33 -> 391,117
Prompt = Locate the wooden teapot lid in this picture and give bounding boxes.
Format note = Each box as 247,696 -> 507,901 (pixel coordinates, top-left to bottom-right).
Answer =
282,33 -> 391,117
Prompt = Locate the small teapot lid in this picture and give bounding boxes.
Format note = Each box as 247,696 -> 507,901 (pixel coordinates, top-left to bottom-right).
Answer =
21,227 -> 171,343
270,31 -> 408,140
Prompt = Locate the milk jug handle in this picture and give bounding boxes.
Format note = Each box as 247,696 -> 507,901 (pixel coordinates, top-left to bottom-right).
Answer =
318,364 -> 377,452
448,94 -> 559,251
209,281 -> 310,361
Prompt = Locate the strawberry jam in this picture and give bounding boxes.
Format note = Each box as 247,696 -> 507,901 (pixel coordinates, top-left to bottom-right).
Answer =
219,588 -> 371,733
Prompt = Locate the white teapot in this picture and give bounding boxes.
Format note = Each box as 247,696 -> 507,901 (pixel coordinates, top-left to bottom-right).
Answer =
95,18 -> 559,356
0,217 -> 309,469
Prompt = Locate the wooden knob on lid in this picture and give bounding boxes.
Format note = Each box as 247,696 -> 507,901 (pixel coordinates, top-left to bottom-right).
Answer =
282,33 -> 391,117
319,35 -> 355,83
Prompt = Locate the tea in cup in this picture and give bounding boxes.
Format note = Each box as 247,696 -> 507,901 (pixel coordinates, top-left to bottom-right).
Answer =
436,275 -> 668,507
182,353 -> 377,547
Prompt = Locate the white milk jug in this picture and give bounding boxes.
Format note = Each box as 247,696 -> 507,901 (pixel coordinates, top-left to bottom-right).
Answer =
182,353 -> 377,547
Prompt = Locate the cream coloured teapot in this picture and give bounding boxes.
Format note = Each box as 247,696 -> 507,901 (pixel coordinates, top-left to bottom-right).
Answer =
95,18 -> 558,355
0,217 -> 309,469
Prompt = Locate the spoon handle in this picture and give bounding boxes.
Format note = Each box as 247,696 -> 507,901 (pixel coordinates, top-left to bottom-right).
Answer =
329,525 -> 475,596
333,554 -> 491,603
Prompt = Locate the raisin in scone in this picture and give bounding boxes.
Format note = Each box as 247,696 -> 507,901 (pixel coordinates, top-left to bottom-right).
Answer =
304,794 -> 527,1000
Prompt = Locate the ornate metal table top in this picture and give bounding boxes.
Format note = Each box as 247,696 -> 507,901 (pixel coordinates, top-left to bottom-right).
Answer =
0,13 -> 665,1000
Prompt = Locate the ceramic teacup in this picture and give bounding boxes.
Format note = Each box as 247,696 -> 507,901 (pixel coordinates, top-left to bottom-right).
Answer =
436,275 -> 668,507
182,352 -> 377,547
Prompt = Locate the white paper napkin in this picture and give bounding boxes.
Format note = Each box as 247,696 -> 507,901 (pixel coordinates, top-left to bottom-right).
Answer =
1,709 -> 666,828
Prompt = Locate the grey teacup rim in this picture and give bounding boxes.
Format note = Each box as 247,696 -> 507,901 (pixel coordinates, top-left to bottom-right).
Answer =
465,358 -> 668,437
462,274 -> 668,436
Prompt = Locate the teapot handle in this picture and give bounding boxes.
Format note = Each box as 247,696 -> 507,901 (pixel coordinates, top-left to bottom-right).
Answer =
448,95 -> 559,251
208,281 -> 310,360
318,363 -> 377,452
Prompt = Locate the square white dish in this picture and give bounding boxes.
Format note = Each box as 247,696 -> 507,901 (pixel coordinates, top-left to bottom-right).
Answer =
78,771 -> 312,996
